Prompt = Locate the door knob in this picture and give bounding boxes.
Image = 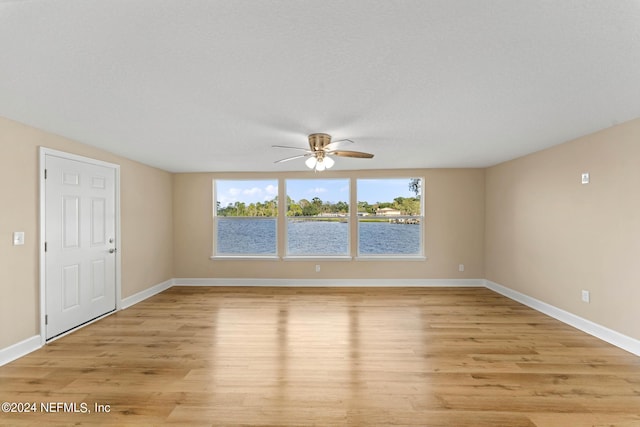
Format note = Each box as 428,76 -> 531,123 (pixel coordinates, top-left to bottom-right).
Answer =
109,248 -> 117,254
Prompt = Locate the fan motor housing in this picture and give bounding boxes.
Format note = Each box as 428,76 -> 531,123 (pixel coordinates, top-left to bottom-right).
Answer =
308,133 -> 331,151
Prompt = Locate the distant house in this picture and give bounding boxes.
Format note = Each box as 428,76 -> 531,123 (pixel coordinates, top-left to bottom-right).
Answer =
376,207 -> 401,216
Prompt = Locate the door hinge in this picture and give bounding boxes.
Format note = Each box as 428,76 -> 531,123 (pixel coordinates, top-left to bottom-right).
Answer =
45,315 -> 48,325
44,242 -> 47,252
44,169 -> 47,179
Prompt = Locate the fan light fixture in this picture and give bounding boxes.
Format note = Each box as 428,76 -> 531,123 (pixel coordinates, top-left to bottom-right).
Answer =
273,133 -> 374,171
305,152 -> 335,171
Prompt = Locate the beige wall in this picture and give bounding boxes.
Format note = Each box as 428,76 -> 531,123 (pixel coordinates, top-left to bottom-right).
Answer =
0,116 -> 174,349
485,118 -> 640,340
7,109 -> 637,353
173,168 -> 486,280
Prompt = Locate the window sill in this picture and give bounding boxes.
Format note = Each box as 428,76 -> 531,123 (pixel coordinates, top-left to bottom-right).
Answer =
282,256 -> 353,261
209,255 -> 426,262
210,255 -> 280,261
355,256 -> 427,261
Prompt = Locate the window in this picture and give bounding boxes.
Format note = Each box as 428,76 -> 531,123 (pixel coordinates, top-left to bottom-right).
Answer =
357,178 -> 423,257
286,179 -> 350,257
214,180 -> 278,256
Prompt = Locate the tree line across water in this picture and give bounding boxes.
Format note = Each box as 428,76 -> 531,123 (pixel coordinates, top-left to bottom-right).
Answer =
217,179 -> 422,217
216,196 -> 421,217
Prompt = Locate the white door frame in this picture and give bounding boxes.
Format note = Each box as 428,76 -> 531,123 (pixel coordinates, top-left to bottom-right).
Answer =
39,147 -> 122,344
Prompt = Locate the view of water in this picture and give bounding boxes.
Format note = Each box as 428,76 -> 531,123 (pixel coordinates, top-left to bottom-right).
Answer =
287,221 -> 349,255
216,218 -> 277,254
358,221 -> 421,255
216,218 -> 421,255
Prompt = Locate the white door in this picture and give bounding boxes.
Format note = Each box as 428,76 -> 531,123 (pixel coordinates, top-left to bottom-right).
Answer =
44,154 -> 117,339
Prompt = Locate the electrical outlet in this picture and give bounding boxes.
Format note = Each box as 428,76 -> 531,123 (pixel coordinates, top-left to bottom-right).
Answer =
458,264 -> 464,272
581,173 -> 590,184
315,264 -> 321,273
13,231 -> 25,246
581,290 -> 590,303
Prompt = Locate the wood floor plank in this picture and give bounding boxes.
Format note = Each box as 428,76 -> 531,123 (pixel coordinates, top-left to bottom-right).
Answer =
1,286 -> 639,426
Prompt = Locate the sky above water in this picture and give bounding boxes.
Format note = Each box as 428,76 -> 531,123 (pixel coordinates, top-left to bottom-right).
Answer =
216,178 -> 420,207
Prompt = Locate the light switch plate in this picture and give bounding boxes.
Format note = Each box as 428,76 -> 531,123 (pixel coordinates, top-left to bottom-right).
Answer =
13,231 -> 25,246
581,173 -> 590,184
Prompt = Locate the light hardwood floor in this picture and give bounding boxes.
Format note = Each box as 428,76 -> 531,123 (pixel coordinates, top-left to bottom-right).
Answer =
1,287 -> 639,426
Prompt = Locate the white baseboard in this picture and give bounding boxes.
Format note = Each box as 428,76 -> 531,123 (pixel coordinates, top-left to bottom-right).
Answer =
121,279 -> 174,309
0,335 -> 41,367
173,278 -> 485,287
485,280 -> 640,357
1,279 -> 174,365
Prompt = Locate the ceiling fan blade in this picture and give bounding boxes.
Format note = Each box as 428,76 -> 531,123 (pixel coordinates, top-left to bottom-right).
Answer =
324,138 -> 354,151
274,154 -> 311,163
329,150 -> 374,159
272,145 -> 312,152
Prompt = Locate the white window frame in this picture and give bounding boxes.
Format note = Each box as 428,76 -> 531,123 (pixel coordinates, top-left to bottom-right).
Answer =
355,177 -> 426,261
211,179 -> 279,260
283,178 -> 352,260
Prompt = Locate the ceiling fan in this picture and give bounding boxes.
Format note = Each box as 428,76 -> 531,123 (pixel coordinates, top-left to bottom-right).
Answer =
273,133 -> 374,171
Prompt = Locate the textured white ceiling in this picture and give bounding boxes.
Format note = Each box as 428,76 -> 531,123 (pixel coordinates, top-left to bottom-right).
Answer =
1,0 -> 639,172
